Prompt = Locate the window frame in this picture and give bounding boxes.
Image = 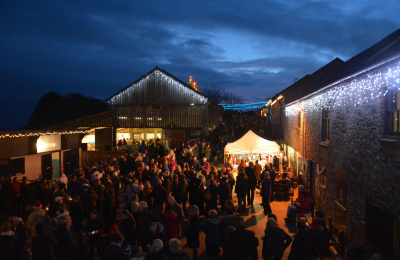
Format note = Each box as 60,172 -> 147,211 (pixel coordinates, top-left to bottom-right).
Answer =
321,107 -> 330,143
386,88 -> 400,135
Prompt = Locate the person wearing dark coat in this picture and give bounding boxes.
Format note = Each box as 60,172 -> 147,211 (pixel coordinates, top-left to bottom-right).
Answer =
219,176 -> 232,213
0,221 -> 23,260
262,218 -> 292,260
120,210 -> 137,247
227,216 -> 258,260
235,168 -> 248,212
142,222 -> 167,254
72,231 -> 90,260
177,175 -> 188,213
185,205 -> 201,260
102,231 -> 129,260
153,179 -> 168,220
86,209 -> 105,260
136,201 -> 156,247
32,222 -> 58,260
69,195 -> 84,233
202,209 -> 222,259
261,172 -> 272,214
245,162 -> 257,206
288,220 -> 318,260
55,217 -> 73,260
205,179 -> 219,213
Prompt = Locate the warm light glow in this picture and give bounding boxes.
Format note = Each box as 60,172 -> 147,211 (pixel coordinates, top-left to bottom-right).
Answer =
271,100 -> 277,105
277,95 -> 283,100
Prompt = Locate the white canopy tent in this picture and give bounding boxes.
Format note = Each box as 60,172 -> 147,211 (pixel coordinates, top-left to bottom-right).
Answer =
224,130 -> 280,155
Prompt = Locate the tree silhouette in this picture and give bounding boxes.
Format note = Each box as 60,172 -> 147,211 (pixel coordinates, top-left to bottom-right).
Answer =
202,85 -> 243,104
25,92 -> 109,129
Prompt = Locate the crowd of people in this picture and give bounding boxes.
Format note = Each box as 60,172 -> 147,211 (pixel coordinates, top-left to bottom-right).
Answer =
0,136 -> 363,260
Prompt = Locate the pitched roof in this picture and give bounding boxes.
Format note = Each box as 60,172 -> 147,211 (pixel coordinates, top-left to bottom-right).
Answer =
107,66 -> 208,102
278,28 -> 400,105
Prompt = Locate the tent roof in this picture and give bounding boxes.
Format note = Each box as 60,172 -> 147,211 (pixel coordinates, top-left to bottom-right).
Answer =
224,130 -> 280,155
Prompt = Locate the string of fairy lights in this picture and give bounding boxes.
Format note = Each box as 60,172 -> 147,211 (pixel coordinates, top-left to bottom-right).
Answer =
285,60 -> 400,117
108,70 -> 208,104
0,130 -> 91,139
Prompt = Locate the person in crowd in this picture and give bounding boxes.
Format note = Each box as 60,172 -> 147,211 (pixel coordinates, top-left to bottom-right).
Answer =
185,205 -> 200,260
219,173 -> 232,213
201,157 -> 210,177
72,231 -> 90,260
224,156 -> 234,173
121,209 -> 137,248
285,185 -> 312,223
152,179 -> 168,220
136,201 -> 156,246
202,209 -> 222,259
176,174 -> 188,213
262,218 -> 292,260
10,177 -> 21,214
55,216 -> 73,260
69,194 -> 84,233
0,221 -> 23,260
86,209 -> 105,259
310,210 -> 325,233
204,144 -> 212,162
32,222 -> 58,260
20,176 -> 28,214
314,220 -> 331,258
288,220 -> 318,260
12,217 -> 27,251
162,170 -> 173,196
102,230 -> 130,260
227,216 -> 258,260
167,238 -> 191,260
145,239 -> 166,260
245,161 -> 257,206
205,178 -> 219,213
220,200 -> 238,245
237,159 -> 248,171
26,200 -> 49,239
142,222 -> 167,254
254,160 -> 263,185
167,196 -> 185,224
261,172 -> 272,215
235,168 -> 248,212
130,245 -> 144,260
161,203 -> 179,242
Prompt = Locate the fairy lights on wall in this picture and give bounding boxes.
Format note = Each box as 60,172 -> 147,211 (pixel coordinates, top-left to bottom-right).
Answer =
285,61 -> 400,117
0,130 -> 91,139
109,70 -> 208,104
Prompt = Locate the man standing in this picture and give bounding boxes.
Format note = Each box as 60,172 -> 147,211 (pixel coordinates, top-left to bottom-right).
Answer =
245,162 -> 257,206
227,216 -> 259,260
235,168 -> 248,212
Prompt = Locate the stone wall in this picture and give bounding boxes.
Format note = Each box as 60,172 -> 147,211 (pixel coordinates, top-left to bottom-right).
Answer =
281,60 -> 400,256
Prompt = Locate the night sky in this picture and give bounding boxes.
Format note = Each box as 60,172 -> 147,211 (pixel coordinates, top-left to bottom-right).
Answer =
1,0 -> 399,130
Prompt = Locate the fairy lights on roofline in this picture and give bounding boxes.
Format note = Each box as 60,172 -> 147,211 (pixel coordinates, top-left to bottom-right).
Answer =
109,70 -> 208,104
285,61 -> 400,117
0,130 -> 91,139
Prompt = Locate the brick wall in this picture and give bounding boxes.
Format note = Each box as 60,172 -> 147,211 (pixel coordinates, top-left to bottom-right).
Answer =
281,61 -> 400,252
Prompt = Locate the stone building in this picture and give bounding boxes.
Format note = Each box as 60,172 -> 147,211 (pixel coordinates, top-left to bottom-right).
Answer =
268,29 -> 400,258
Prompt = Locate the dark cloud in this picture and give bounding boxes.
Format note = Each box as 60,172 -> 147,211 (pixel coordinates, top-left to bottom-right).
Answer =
0,0 -> 399,130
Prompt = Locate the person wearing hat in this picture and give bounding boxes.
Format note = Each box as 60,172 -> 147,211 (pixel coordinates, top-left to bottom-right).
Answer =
26,201 -> 48,239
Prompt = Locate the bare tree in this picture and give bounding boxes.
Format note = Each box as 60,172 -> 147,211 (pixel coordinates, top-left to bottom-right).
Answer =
202,85 -> 244,104
223,93 -> 244,104
202,85 -> 225,103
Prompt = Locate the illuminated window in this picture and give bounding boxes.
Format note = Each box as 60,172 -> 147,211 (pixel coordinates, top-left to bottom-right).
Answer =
321,108 -> 330,142
387,88 -> 400,135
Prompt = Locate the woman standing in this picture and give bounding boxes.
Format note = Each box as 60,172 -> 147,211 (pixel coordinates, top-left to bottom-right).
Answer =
262,218 -> 292,260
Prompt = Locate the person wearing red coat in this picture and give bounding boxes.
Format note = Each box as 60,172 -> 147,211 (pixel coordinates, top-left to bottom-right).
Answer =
10,177 -> 21,214
161,203 -> 179,242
